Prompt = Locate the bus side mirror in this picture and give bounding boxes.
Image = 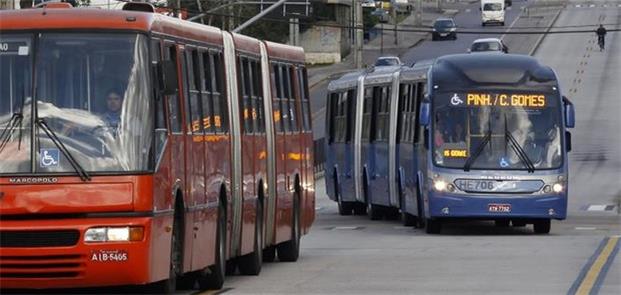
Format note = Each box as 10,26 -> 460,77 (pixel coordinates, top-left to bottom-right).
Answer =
562,96 -> 575,128
419,101 -> 431,127
565,131 -> 572,152
158,60 -> 178,95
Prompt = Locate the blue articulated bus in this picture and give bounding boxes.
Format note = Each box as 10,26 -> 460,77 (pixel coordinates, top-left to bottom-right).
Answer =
325,54 -> 575,234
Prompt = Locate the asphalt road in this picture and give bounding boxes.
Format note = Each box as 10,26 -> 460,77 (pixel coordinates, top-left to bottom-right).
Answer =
201,2 -> 620,294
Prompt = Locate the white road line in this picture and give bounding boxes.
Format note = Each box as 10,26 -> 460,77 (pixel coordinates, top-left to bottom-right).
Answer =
465,8 -> 471,13
575,227 -> 597,230
587,204 -> 608,211
500,8 -> 523,41
333,226 -> 362,230
575,4 -> 581,8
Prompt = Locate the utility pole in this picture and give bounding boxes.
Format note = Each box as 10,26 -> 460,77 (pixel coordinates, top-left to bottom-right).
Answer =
392,3 -> 397,45
416,0 -> 422,26
289,18 -> 300,46
355,0 -> 363,68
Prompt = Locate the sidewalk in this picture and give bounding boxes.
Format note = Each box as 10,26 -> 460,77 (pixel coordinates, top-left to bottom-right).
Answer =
307,2 -> 465,90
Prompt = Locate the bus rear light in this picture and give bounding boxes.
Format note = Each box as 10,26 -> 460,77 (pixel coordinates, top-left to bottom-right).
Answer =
552,183 -> 564,193
84,226 -> 144,243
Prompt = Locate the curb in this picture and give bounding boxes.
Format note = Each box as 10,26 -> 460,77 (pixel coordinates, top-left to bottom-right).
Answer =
529,5 -> 564,56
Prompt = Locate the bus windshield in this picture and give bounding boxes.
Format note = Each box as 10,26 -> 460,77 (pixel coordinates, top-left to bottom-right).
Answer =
432,91 -> 563,170
0,33 -> 153,174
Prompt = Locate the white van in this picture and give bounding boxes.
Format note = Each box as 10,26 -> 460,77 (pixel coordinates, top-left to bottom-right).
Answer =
481,0 -> 505,26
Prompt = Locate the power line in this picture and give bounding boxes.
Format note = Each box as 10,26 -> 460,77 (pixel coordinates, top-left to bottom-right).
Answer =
92,1 -> 621,35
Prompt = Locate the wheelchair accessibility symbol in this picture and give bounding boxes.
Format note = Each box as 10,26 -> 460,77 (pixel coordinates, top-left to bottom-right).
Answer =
450,93 -> 464,106
40,149 -> 59,168
499,157 -> 509,168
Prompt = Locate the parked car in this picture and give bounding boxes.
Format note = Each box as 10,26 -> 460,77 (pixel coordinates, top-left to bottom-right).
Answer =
375,56 -> 402,67
468,38 -> 509,53
432,18 -> 457,41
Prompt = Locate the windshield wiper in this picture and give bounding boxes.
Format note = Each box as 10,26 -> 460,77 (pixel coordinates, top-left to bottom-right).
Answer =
36,118 -> 91,181
504,114 -> 535,173
0,113 -> 24,155
463,118 -> 492,172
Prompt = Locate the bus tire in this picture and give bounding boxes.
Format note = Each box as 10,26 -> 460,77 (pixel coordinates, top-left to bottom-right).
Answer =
366,201 -> 383,220
401,211 -> 417,226
353,202 -> 367,215
512,219 -> 527,227
533,219 -> 551,234
197,198 -> 226,290
495,219 -> 510,227
385,207 -> 400,220
425,219 -> 442,234
150,207 -> 183,293
238,197 -> 263,275
277,190 -> 301,262
263,246 -> 276,262
337,194 -> 353,216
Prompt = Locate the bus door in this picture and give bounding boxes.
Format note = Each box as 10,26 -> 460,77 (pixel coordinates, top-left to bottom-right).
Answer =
387,71 -> 401,208
361,84 -> 392,207
353,75 -> 366,203
297,67 -> 315,230
165,42 -> 193,271
395,81 -> 424,217
327,89 -> 357,203
184,48 -> 211,270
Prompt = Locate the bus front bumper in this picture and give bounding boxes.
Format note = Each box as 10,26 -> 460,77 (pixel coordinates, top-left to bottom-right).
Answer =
0,216 -> 158,289
428,192 -> 567,220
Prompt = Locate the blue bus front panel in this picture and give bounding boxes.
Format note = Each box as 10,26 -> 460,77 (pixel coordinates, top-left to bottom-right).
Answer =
427,191 -> 567,220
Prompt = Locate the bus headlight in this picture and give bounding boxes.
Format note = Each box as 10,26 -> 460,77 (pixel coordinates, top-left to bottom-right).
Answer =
433,180 -> 448,192
552,183 -> 564,193
85,227 -> 144,242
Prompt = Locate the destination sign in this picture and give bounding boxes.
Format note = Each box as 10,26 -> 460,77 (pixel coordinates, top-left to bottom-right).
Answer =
465,93 -> 546,108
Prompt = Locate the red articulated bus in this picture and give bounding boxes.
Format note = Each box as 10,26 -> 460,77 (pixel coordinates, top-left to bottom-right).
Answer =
0,2 -> 314,292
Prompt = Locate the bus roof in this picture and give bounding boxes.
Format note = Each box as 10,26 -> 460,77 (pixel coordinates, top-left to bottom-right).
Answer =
364,65 -> 402,85
0,7 -> 224,46
327,70 -> 365,91
431,53 -> 558,90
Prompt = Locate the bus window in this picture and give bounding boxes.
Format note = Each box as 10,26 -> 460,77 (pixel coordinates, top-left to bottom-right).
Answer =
238,56 -> 253,134
362,87 -> 373,142
286,66 -> 299,132
151,38 -> 167,164
186,49 -> 203,135
299,67 -> 311,132
345,89 -> 355,143
200,51 -> 214,134
413,82 -> 425,143
251,60 -> 265,134
374,86 -> 391,142
165,43 -> 182,133
212,52 -> 228,133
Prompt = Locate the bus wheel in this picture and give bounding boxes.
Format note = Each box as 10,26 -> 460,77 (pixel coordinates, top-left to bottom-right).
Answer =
401,211 -> 417,226
238,198 -> 263,275
150,216 -> 182,293
197,201 -> 226,290
425,219 -> 442,234
495,219 -> 510,227
263,246 -> 276,262
533,219 -> 551,234
367,201 -> 383,221
385,207 -> 400,220
277,191 -> 301,262
337,194 -> 354,216
353,202 -> 367,215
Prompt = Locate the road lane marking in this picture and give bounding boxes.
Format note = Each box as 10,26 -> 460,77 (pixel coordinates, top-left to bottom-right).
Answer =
567,237 -> 620,295
500,7 -> 523,41
574,227 -> 597,230
195,287 -> 234,295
